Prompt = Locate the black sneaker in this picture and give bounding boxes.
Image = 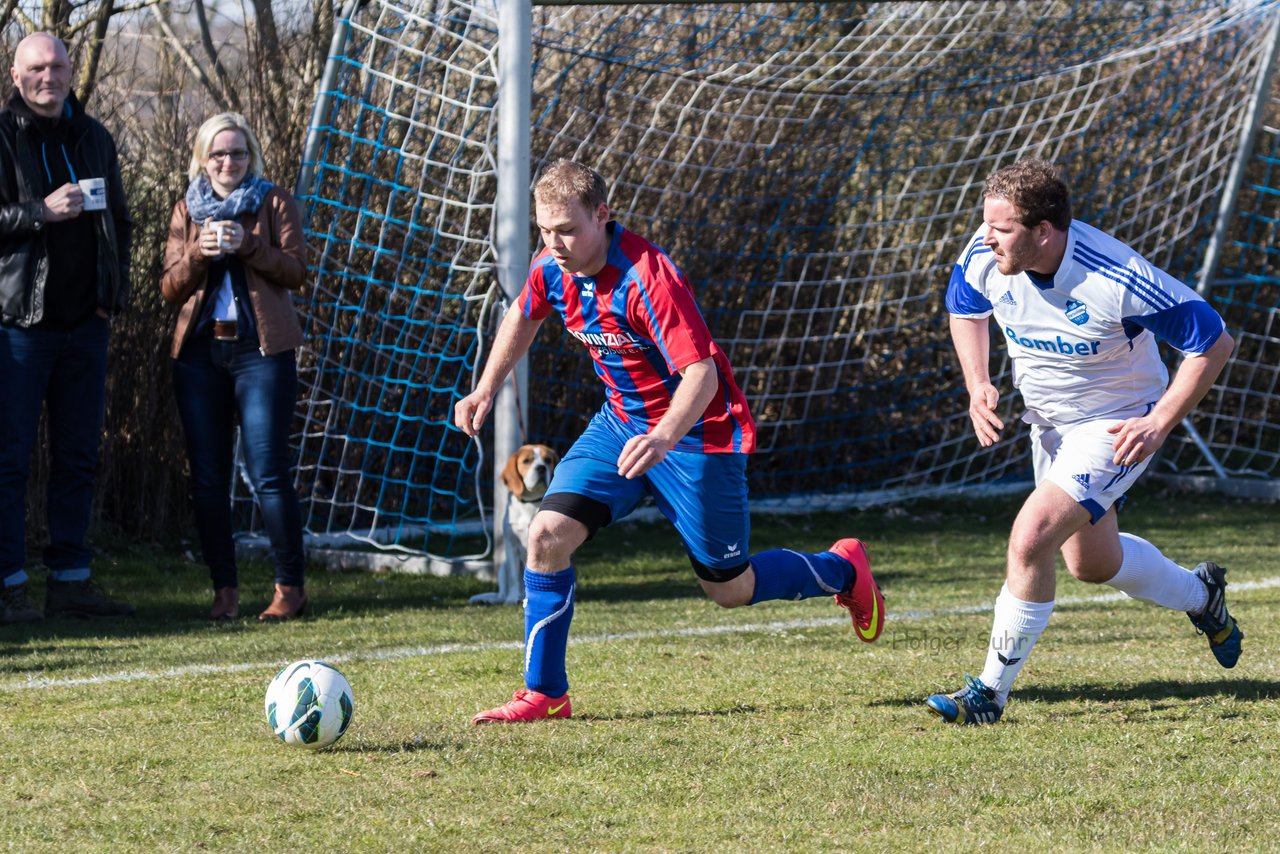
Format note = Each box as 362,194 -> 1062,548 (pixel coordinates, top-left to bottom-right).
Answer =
45,579 -> 136,619
1,583 -> 43,623
926,674 -> 1004,725
1187,561 -> 1242,668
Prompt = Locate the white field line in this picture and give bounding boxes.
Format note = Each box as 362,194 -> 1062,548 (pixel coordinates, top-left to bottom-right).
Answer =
4,576 -> 1279,693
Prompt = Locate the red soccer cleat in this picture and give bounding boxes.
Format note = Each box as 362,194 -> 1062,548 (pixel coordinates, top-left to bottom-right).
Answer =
829,538 -> 885,643
471,689 -> 572,725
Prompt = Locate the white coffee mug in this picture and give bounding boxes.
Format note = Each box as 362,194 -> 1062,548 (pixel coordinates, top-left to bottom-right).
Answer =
78,178 -> 107,211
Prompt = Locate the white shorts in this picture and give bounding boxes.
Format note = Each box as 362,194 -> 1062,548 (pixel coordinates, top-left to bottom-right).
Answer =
1030,418 -> 1152,524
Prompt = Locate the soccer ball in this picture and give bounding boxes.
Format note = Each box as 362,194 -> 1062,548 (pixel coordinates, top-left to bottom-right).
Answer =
264,659 -> 354,749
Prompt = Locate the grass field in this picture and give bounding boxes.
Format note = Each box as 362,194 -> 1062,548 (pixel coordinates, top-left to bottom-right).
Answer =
2,484 -> 1278,851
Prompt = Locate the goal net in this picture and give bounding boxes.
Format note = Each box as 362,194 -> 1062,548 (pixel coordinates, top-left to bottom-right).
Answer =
277,0 -> 1280,562
1161,65 -> 1280,496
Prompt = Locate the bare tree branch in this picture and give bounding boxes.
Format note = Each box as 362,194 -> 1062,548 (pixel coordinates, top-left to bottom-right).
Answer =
11,4 -> 36,33
66,0 -> 159,36
301,0 -> 334,92
0,0 -> 20,39
42,0 -> 72,32
153,1 -> 243,112
75,0 -> 119,103
247,0 -> 289,143
190,0 -> 244,111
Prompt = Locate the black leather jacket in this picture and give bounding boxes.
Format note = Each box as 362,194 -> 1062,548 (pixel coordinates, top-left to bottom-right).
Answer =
0,91 -> 132,326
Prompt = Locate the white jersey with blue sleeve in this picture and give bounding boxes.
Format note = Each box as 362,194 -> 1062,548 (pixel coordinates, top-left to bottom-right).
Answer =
945,220 -> 1225,426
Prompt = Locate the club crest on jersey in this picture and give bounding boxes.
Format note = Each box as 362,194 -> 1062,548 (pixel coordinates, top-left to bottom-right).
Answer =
1065,299 -> 1090,326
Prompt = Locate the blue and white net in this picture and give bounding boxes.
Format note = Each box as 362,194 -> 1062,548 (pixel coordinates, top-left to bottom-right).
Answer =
276,0 -> 1280,560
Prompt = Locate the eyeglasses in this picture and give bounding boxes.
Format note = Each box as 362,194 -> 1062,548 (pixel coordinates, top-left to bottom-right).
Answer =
207,149 -> 250,163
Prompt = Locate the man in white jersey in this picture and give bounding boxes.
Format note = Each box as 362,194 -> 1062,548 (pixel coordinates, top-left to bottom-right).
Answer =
927,158 -> 1240,725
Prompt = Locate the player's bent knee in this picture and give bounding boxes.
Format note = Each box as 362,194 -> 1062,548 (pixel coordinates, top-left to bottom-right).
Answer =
525,517 -> 583,569
1007,533 -> 1055,569
702,586 -> 748,608
1066,560 -> 1119,585
700,578 -> 753,608
693,559 -> 752,608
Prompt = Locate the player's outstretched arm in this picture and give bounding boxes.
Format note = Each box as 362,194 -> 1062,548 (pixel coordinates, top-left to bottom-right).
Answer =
617,356 -> 719,479
1108,329 -> 1235,466
950,315 -> 1004,446
454,304 -> 544,437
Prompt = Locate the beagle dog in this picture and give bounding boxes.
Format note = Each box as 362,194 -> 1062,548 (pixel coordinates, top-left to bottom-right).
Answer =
470,444 -> 560,605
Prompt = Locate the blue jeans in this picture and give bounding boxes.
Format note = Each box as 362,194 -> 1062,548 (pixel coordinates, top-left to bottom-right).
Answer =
173,335 -> 305,589
0,314 -> 110,586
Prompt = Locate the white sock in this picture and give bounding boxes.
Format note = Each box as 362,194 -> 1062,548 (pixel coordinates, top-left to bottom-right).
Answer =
978,584 -> 1055,706
1106,533 -> 1208,613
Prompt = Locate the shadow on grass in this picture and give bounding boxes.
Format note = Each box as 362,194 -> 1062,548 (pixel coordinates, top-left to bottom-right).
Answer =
578,576 -> 703,603
576,702 -> 809,723
333,736 -> 461,754
1016,677 -> 1280,705
0,559 -> 495,644
871,677 -> 1280,710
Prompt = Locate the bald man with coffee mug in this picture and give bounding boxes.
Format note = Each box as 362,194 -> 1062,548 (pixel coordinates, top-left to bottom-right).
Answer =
0,32 -> 134,623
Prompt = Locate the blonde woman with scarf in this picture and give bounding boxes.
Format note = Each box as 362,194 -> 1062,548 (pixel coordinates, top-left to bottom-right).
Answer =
160,113 -> 308,621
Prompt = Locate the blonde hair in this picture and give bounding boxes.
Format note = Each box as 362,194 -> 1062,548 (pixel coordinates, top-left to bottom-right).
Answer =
534,159 -> 608,211
188,112 -> 265,181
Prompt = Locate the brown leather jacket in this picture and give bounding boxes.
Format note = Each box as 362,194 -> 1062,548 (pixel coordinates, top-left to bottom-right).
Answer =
160,186 -> 305,357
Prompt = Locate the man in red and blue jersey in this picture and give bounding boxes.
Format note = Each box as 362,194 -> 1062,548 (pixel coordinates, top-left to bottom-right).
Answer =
455,160 -> 885,724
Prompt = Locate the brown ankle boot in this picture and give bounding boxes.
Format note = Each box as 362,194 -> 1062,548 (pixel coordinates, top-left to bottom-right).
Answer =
258,584 -> 307,621
210,587 -> 240,620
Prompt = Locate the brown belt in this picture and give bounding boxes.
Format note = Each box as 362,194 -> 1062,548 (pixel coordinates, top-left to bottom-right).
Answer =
212,319 -> 239,341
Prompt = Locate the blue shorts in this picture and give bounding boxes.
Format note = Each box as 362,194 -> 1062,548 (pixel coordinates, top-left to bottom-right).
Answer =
544,410 -> 750,569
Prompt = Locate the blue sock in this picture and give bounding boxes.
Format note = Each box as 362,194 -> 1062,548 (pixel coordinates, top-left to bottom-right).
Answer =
749,548 -> 853,605
523,566 -> 575,697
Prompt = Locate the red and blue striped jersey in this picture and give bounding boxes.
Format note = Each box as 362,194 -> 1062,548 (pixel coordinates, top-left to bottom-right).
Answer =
518,222 -> 755,454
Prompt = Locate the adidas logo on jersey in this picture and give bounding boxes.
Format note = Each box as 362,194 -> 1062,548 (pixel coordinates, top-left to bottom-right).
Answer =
1072,472 -> 1090,488
997,290 -> 1017,307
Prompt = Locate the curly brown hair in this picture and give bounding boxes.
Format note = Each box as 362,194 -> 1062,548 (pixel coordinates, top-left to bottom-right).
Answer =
534,159 -> 608,211
984,158 -> 1071,230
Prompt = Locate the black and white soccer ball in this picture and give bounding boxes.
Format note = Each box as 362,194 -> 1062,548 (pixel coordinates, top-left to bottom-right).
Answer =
264,659 -> 354,749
